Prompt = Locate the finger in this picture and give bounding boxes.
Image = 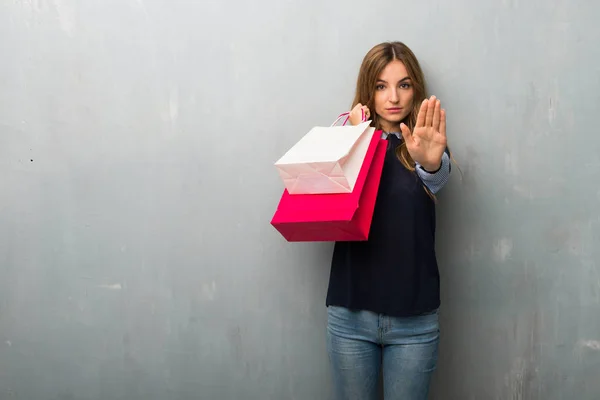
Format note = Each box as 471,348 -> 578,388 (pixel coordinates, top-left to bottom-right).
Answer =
440,108 -> 446,136
415,99 -> 428,128
357,105 -> 369,121
348,103 -> 363,125
400,123 -> 413,145
425,95 -> 436,127
432,99 -> 441,131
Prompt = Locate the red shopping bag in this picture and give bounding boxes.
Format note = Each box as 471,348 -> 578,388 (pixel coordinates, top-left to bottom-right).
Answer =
270,129 -> 386,242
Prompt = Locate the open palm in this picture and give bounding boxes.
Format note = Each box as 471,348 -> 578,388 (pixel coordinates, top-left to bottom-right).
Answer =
400,96 -> 447,171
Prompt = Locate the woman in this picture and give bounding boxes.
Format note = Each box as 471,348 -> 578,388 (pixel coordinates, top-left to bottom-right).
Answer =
325,41 -> 453,400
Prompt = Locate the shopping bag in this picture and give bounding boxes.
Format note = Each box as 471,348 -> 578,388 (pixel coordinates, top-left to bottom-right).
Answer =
274,111 -> 374,194
270,128 -> 387,242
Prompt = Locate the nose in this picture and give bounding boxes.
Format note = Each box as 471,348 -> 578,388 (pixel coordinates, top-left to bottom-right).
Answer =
389,87 -> 399,104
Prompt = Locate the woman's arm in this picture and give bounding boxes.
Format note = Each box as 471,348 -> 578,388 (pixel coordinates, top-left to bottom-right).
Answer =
415,149 -> 451,194
401,95 -> 451,194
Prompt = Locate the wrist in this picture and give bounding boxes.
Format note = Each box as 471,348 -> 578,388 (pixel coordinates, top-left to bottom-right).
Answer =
420,161 -> 442,173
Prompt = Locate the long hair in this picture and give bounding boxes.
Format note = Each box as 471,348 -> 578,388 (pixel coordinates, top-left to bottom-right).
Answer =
351,41 -> 456,201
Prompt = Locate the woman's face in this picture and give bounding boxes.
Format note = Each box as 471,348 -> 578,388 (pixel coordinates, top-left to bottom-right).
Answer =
373,60 -> 415,133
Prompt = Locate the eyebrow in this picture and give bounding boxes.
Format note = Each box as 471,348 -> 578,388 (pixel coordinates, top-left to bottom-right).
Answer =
377,77 -> 411,83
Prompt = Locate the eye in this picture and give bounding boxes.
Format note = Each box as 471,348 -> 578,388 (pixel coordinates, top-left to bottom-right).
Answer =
376,84 -> 386,90
400,83 -> 411,89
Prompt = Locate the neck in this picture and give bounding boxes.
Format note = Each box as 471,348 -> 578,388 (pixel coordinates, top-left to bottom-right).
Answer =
380,122 -> 401,134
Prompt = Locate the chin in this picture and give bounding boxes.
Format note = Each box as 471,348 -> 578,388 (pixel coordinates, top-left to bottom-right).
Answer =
384,113 -> 408,123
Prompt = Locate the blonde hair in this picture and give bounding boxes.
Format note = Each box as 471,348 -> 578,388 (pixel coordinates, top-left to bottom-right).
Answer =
352,41 -> 457,201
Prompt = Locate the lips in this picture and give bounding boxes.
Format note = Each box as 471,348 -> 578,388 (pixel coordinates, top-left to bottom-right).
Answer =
387,108 -> 403,113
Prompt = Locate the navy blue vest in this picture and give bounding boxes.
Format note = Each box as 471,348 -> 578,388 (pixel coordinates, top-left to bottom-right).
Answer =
325,134 -> 440,316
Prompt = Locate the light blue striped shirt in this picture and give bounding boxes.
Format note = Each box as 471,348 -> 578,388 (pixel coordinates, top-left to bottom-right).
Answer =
382,132 -> 451,195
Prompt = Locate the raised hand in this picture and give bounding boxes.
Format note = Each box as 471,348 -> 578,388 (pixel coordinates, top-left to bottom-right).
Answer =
400,95 -> 447,171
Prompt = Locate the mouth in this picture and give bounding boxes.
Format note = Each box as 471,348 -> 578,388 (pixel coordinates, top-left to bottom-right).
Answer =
386,108 -> 403,113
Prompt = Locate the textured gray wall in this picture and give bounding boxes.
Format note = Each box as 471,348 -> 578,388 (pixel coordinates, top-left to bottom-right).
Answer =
0,0 -> 599,399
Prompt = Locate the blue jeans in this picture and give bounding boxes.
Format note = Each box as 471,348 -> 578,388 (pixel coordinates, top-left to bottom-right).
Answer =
326,305 -> 439,400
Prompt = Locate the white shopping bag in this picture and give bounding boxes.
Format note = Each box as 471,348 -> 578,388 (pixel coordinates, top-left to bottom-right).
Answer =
274,112 -> 375,194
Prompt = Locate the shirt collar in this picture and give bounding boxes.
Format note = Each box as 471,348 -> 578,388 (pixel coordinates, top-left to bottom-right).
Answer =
381,131 -> 402,140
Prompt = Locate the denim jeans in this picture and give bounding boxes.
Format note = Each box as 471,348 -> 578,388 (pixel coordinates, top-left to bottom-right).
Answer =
326,305 -> 439,400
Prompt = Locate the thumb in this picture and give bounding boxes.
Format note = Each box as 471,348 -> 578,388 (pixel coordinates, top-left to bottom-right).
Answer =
400,123 -> 412,144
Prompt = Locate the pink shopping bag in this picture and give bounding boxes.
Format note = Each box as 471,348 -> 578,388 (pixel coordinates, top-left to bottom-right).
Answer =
270,124 -> 386,242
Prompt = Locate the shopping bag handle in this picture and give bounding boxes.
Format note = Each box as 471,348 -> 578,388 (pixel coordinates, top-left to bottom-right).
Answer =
330,109 -> 367,127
